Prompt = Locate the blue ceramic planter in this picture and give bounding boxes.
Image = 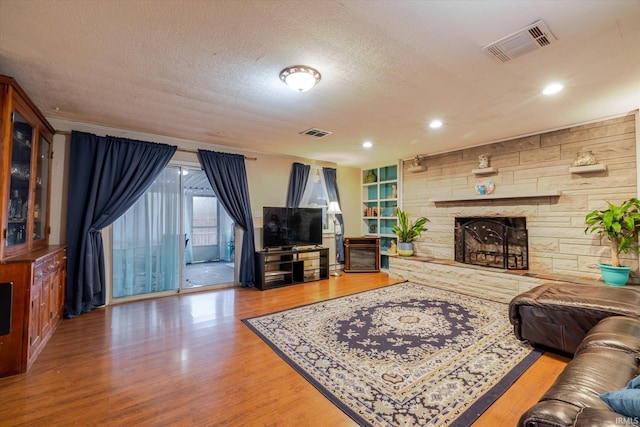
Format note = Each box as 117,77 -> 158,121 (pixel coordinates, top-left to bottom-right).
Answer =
599,264 -> 632,286
397,242 -> 414,257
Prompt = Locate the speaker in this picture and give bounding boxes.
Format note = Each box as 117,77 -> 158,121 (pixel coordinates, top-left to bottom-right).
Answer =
0,282 -> 12,336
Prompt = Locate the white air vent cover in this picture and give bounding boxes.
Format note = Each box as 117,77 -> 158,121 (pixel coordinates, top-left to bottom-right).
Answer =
300,128 -> 332,138
482,20 -> 556,63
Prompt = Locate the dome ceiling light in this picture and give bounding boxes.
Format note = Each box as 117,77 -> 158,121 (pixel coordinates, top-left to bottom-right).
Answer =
279,65 -> 321,92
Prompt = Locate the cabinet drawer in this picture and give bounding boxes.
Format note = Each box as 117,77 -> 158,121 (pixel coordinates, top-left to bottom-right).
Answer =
33,260 -> 47,282
54,250 -> 67,269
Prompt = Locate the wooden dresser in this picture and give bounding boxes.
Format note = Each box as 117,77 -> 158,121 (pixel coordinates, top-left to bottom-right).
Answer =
0,246 -> 66,377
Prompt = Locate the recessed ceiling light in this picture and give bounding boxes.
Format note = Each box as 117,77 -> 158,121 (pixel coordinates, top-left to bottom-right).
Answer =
429,119 -> 443,129
362,141 -> 373,148
542,82 -> 564,95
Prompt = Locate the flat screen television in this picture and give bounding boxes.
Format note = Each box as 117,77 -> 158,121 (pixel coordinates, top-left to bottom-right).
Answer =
262,206 -> 323,249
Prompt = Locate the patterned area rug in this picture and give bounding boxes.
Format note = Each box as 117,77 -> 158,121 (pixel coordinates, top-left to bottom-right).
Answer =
243,282 -> 541,426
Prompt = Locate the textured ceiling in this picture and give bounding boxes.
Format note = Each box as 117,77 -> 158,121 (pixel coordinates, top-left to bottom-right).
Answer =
1,0 -> 639,168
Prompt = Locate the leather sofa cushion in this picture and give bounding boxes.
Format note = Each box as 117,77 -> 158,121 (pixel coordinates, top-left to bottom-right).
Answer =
541,346 -> 637,410
519,346 -> 638,427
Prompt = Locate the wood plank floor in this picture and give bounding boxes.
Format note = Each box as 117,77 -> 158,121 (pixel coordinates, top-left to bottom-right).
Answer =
0,273 -> 568,426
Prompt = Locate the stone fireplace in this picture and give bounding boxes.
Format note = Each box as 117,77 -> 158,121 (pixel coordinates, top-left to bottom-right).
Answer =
397,113 -> 636,280
454,217 -> 528,270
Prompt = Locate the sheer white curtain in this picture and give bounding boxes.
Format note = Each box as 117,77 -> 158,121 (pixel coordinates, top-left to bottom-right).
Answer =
300,166 -> 330,230
183,193 -> 194,264
112,166 -> 181,298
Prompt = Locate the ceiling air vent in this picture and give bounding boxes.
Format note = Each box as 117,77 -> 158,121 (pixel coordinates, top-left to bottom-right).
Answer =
482,20 -> 556,63
300,128 -> 332,138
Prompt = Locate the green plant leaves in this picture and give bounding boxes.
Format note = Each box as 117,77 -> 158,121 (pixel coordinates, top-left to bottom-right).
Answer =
392,208 -> 429,243
584,198 -> 640,267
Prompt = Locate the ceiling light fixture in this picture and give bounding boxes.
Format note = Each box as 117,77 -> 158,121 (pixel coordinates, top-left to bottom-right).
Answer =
279,65 -> 321,92
542,82 -> 564,95
429,119 -> 443,129
363,141 -> 373,148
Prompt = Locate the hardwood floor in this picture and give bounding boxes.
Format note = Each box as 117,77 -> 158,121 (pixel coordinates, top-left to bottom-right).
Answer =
0,273 -> 568,426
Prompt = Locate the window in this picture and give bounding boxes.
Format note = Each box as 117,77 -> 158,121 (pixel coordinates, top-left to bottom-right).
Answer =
299,167 -> 330,230
191,196 -> 218,246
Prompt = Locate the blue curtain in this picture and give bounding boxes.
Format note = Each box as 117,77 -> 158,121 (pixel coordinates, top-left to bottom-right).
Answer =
286,162 -> 310,207
198,150 -> 256,287
66,131 -> 177,317
323,167 -> 345,262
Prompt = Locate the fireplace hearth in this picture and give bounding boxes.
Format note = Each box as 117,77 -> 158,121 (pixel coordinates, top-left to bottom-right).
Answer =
454,217 -> 528,270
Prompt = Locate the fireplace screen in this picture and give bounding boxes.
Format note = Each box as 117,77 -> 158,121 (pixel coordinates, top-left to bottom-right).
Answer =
455,217 -> 528,270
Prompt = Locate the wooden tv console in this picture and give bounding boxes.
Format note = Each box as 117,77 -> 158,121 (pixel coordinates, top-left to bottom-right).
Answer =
255,247 -> 329,290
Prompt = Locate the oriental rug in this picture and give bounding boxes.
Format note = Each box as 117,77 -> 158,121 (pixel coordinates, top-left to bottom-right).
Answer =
242,282 -> 541,426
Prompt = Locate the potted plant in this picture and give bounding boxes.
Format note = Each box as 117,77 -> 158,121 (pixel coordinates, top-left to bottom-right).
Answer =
584,198 -> 640,285
392,208 -> 429,256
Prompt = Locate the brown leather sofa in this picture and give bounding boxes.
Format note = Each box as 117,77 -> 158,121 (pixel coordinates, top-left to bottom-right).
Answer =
509,283 -> 640,427
509,283 -> 640,354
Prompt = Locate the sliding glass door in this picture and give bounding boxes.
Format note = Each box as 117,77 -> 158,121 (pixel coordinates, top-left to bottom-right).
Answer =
112,166 -> 181,298
111,166 -> 235,301
182,168 -> 235,289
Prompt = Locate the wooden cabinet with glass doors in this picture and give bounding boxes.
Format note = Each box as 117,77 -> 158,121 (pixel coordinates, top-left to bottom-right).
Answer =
1,75 -> 52,257
0,75 -> 65,377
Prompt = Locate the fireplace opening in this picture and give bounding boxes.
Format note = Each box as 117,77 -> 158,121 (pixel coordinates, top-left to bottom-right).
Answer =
454,217 -> 528,270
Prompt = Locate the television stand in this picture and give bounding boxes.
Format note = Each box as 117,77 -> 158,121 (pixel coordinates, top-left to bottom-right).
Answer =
255,247 -> 329,290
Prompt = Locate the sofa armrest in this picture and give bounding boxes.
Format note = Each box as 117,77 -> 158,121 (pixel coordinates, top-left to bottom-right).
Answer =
574,407 -> 638,426
576,316 -> 640,356
518,399 -> 634,427
518,400 -> 580,427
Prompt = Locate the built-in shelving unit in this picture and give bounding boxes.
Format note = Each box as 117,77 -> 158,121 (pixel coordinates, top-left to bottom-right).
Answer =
361,164 -> 399,270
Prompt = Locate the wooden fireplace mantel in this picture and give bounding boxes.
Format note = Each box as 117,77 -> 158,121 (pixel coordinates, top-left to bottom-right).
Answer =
429,191 -> 561,203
